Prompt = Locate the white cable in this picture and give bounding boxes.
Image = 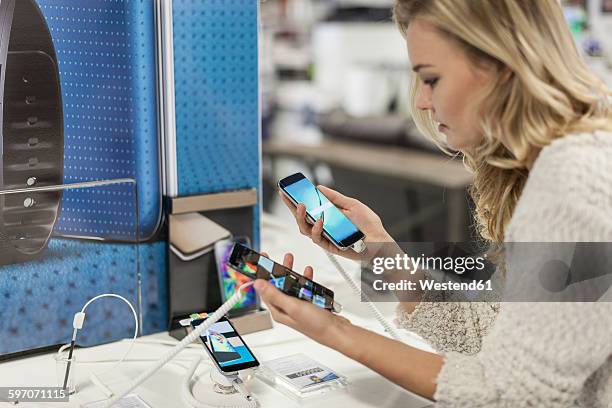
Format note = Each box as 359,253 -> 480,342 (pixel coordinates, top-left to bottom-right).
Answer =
102,281 -> 256,408
58,293 -> 139,397
182,357 -> 257,408
79,294 -> 139,377
325,250 -> 402,341
131,338 -> 203,348
78,357 -> 202,365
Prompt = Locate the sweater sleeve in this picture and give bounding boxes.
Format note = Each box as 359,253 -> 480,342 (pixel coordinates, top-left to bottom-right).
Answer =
394,268 -> 501,354
433,135 -> 612,407
395,297 -> 499,355
434,302 -> 612,408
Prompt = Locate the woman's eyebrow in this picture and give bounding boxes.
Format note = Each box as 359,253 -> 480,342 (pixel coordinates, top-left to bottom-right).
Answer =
412,63 -> 433,73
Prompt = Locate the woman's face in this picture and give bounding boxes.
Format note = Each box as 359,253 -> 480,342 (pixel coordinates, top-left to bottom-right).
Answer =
406,20 -> 495,150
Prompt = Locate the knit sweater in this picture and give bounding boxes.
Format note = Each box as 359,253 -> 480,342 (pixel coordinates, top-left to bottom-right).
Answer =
395,131 -> 612,407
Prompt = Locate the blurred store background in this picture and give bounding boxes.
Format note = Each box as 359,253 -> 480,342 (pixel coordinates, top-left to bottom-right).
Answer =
260,0 -> 612,243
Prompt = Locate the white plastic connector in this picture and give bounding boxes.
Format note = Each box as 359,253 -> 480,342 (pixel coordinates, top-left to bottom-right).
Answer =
73,312 -> 86,330
351,239 -> 367,253
62,293 -> 139,401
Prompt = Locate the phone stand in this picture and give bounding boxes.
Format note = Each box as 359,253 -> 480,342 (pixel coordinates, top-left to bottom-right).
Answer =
184,356 -> 257,408
209,366 -> 254,401
210,369 -> 237,394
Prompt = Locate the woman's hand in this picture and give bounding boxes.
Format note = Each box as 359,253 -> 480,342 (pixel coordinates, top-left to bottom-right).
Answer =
278,185 -> 393,260
256,251 -> 443,401
256,252 -> 352,348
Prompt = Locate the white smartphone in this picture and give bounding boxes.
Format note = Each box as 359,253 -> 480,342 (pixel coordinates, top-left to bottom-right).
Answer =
278,173 -> 365,251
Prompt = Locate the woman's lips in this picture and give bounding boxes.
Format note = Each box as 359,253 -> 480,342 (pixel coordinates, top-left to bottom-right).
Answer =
438,123 -> 448,133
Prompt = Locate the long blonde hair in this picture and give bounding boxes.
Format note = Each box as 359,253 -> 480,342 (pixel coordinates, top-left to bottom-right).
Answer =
394,0 -> 612,243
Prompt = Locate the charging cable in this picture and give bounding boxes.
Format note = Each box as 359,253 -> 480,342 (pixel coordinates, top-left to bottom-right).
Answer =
60,293 -> 138,398
103,281 -> 256,408
325,249 -> 402,341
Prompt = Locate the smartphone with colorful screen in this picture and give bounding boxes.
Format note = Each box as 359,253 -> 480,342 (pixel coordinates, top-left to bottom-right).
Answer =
214,237 -> 259,317
191,316 -> 259,373
278,173 -> 365,250
227,243 -> 340,312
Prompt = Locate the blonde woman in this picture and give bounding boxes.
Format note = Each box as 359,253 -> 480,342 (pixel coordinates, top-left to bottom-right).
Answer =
254,0 -> 612,406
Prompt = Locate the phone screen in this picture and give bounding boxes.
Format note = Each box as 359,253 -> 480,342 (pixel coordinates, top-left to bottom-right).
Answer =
191,316 -> 259,372
228,243 -> 335,310
279,173 -> 364,248
214,238 -> 259,316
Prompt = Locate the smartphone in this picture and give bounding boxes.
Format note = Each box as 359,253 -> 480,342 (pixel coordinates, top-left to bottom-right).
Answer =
214,237 -> 259,317
191,316 -> 259,373
278,173 -> 365,250
228,243 -> 340,312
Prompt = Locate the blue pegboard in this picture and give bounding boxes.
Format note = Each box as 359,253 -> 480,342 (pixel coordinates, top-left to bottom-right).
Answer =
173,0 -> 259,195
38,0 -> 162,240
0,1 -> 167,357
0,0 -> 261,356
0,239 -> 167,355
171,0 -> 261,245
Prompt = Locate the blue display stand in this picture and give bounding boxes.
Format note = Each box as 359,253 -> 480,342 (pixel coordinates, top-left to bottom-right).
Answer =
0,0 -> 260,356
170,0 -> 261,246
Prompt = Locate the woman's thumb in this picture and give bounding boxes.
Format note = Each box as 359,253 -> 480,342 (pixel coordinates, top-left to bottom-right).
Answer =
317,185 -> 353,208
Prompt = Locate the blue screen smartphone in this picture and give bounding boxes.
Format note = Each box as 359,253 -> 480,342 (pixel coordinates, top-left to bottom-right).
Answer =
191,316 -> 259,373
278,173 -> 365,250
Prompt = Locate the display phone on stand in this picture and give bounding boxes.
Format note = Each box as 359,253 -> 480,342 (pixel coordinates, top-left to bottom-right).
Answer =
278,173 -> 366,252
191,316 -> 260,373
228,243 -> 342,313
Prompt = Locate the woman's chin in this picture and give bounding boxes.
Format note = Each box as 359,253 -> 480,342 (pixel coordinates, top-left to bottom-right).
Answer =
445,134 -> 464,150
445,132 -> 479,151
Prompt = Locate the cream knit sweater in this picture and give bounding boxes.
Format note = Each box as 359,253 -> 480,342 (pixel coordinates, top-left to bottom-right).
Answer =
395,131 -> 612,407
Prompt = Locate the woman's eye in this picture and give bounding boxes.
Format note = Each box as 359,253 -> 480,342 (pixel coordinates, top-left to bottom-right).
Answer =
423,78 -> 439,87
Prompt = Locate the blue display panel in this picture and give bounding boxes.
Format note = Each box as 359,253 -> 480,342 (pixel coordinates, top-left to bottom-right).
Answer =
171,0 -> 260,245
0,1 -> 166,356
0,240 -> 167,355
0,0 -> 260,356
38,0 -> 162,240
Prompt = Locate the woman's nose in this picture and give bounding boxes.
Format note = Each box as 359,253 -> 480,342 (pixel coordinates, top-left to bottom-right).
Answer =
415,86 -> 433,111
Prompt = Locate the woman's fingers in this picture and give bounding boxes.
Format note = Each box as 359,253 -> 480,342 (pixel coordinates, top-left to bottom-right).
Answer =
311,219 -> 324,244
279,192 -> 312,232
317,185 -> 355,209
278,191 -> 314,236
254,279 -> 298,325
278,252 -> 313,279
303,266 -> 314,280
282,253 -> 294,269
265,301 -> 295,327
307,217 -> 344,255
295,204 -> 313,235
